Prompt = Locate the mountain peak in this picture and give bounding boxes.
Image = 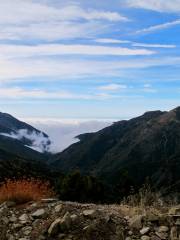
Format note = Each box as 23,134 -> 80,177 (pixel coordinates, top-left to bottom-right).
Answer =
142,110 -> 164,119
172,106 -> 180,112
171,106 -> 180,119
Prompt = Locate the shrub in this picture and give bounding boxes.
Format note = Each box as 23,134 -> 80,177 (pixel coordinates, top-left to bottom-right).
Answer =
56,170 -> 105,203
0,178 -> 55,204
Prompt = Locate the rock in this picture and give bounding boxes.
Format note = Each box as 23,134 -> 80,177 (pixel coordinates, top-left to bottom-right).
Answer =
48,218 -> 62,236
58,233 -> 66,239
32,209 -> 45,218
19,214 -> 29,224
48,212 -> 72,236
18,238 -> 30,240
36,236 -> 46,240
41,198 -> 58,203
9,215 -> 17,222
151,236 -> 161,240
141,236 -> 150,240
8,235 -> 15,240
146,214 -> 159,222
155,226 -> 169,240
22,226 -> 32,236
83,209 -> 97,218
12,223 -> 23,230
158,226 -> 169,232
70,214 -> 78,223
6,201 -> 16,208
168,206 -> 180,216
140,227 -> 150,235
175,218 -> 180,225
0,199 -> 178,240
155,232 -> 168,240
170,226 -> 178,240
30,203 -> 38,208
55,204 -> 63,213
83,224 -> 96,234
2,216 -> 9,224
59,212 -> 72,232
116,226 -> 125,239
129,215 -> 143,229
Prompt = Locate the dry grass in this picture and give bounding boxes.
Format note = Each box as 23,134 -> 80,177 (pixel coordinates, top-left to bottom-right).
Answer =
121,183 -> 163,208
0,178 -> 55,204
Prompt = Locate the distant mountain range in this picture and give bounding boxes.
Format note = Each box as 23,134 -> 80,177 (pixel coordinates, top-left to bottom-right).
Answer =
53,107 -> 180,197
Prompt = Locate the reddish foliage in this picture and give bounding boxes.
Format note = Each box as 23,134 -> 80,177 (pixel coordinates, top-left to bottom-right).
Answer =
0,178 -> 55,204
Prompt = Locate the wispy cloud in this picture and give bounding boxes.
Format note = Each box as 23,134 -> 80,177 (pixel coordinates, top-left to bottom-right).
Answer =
0,1 -> 128,41
94,38 -> 130,44
1,55 -> 180,82
142,84 -> 157,93
0,44 -> 154,59
132,43 -> 176,48
98,84 -> 127,91
0,1 -> 128,24
0,87 -> 120,100
1,22 -> 108,41
135,19 -> 180,34
126,0 -> 180,13
0,129 -> 51,153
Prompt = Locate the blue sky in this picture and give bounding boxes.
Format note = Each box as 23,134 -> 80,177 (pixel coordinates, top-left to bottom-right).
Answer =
0,0 -> 180,120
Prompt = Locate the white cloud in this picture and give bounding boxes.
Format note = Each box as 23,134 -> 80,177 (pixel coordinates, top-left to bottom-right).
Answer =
126,0 -> 180,12
143,84 -> 152,88
1,22 -> 107,41
0,129 -> 51,153
0,43 -> 155,81
132,43 -> 176,48
98,84 -> 127,91
1,55 -> 180,82
24,118 -> 112,152
95,38 -> 130,44
94,39 -> 176,48
140,83 -> 157,93
0,87 -> 120,101
0,1 -> 128,24
0,44 -> 155,59
136,19 -> 180,34
0,1 -> 128,41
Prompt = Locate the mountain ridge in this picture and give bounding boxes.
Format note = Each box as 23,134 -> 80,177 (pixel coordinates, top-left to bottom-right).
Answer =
0,112 -> 52,181
52,107 -> 180,197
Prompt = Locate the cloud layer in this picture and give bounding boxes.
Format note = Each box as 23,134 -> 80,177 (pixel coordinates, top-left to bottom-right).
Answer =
26,119 -> 112,152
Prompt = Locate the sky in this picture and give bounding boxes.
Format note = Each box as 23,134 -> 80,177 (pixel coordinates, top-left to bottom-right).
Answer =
0,0 -> 180,120
0,0 -> 180,150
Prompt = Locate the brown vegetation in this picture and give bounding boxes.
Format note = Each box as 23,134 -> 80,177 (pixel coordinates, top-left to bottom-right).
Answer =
0,178 -> 55,204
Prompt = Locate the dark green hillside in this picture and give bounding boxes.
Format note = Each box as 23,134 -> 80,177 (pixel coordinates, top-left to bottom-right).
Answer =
53,107 -> 180,196
0,112 -> 51,182
0,148 -> 50,182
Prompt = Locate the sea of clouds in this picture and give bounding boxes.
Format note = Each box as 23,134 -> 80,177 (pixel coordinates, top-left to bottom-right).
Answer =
25,119 -> 113,153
